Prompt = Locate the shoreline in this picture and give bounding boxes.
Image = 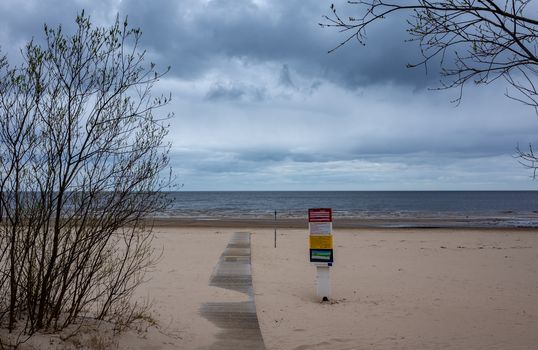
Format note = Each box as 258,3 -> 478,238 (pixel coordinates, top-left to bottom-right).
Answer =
148,216 -> 538,230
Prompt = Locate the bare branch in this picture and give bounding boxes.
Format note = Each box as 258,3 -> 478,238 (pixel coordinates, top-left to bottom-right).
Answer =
323,0 -> 538,174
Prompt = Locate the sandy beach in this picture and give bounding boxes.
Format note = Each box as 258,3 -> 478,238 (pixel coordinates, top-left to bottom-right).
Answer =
14,223 -> 538,349
252,227 -> 538,349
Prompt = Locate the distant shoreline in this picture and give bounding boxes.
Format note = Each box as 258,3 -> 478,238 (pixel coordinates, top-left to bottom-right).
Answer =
157,191 -> 538,229
148,216 -> 538,229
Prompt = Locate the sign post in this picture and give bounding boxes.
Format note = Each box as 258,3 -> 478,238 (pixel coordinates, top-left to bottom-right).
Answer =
274,210 -> 277,248
308,208 -> 333,301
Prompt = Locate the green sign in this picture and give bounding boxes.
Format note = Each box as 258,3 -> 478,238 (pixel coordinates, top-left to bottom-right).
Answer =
310,249 -> 333,263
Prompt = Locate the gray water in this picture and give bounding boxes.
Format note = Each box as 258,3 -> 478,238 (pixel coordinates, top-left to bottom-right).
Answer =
161,191 -> 538,228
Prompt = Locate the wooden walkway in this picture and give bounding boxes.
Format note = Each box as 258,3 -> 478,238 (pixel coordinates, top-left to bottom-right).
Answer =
200,232 -> 265,349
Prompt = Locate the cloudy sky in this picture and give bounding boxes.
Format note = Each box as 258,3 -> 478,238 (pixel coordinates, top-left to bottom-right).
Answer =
1,0 -> 537,190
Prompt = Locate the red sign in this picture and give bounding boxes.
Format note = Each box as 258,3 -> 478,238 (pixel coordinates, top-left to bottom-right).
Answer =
308,208 -> 332,223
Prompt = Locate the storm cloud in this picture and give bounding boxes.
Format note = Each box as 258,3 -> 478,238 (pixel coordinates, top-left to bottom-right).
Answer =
0,0 -> 536,190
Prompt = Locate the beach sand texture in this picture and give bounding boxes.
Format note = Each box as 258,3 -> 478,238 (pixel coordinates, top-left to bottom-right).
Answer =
252,228 -> 538,350
12,226 -> 538,349
130,226 -> 538,350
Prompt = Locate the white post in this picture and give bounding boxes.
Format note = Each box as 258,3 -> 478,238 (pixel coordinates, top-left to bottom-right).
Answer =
308,208 -> 333,302
316,265 -> 331,300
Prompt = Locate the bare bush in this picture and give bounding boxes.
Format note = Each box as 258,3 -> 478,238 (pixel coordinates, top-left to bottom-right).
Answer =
0,11 -> 172,342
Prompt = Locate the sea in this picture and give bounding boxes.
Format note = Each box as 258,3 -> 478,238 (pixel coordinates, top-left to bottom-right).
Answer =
162,191 -> 538,228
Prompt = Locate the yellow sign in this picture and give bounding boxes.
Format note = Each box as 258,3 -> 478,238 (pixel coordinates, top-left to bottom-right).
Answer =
310,235 -> 333,250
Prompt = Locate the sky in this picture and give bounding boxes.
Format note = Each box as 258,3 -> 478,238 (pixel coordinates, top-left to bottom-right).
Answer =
0,0 -> 537,190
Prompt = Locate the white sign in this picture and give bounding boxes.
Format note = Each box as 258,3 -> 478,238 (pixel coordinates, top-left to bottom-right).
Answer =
309,222 -> 332,235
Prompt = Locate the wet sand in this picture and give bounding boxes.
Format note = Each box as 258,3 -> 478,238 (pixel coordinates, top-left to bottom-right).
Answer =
150,215 -> 538,229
